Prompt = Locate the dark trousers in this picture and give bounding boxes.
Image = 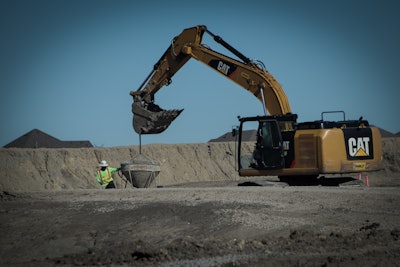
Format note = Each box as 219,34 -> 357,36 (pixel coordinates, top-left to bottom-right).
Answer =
105,181 -> 115,189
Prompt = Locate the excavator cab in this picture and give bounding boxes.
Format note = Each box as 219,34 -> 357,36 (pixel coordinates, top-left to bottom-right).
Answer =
237,114 -> 298,174
253,120 -> 285,169
237,116 -> 293,171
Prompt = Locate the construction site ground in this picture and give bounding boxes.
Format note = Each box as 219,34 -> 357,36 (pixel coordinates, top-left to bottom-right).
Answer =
0,139 -> 399,266
1,181 -> 400,267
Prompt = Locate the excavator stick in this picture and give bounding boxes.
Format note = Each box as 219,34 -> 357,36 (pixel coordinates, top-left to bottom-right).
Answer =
132,102 -> 183,134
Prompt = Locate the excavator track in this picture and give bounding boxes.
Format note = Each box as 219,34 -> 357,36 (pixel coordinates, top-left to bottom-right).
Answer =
132,102 -> 183,134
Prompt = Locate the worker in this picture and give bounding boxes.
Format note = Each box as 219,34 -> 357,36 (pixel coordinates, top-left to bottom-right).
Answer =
96,160 -> 120,189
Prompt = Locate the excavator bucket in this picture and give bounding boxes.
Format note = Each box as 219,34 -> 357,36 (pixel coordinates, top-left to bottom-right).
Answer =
132,102 -> 183,134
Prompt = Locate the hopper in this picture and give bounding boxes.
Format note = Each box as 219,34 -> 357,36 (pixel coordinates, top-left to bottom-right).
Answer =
120,154 -> 161,188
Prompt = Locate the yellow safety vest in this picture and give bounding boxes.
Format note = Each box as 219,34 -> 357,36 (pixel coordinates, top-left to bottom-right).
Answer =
98,168 -> 113,185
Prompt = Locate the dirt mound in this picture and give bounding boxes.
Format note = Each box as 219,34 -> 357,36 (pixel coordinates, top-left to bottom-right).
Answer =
376,137 -> 400,185
0,143 -> 239,191
0,139 -> 399,192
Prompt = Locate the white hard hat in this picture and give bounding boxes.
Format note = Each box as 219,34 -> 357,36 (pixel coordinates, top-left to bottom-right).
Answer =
99,160 -> 108,167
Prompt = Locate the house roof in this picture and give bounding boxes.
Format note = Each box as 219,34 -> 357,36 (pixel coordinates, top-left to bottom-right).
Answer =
3,129 -> 93,148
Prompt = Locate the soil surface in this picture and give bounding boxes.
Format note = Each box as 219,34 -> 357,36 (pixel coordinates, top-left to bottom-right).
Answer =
0,139 -> 399,266
1,182 -> 400,267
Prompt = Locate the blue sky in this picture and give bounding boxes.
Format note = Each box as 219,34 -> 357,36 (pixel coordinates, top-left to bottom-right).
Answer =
1,0 -> 399,147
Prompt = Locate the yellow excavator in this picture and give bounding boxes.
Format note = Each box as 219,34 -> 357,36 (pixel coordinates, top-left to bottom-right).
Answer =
130,25 -> 382,178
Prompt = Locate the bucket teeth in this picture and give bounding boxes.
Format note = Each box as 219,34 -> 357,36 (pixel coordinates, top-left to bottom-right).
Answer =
132,102 -> 183,134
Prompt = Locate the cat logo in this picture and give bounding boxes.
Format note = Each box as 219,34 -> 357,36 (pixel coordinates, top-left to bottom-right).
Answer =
217,61 -> 230,75
348,137 -> 370,157
208,60 -> 237,77
343,128 -> 373,160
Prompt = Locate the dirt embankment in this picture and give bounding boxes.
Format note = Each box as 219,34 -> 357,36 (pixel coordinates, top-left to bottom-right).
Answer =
0,138 -> 399,191
0,143 -> 239,191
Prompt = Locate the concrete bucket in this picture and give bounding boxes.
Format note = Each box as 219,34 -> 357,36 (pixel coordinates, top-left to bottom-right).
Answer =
120,154 -> 161,188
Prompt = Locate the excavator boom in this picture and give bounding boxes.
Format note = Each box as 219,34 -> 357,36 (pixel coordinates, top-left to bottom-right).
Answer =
130,25 -> 291,134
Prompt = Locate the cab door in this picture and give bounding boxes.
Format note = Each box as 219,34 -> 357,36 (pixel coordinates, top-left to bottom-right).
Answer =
253,120 -> 285,169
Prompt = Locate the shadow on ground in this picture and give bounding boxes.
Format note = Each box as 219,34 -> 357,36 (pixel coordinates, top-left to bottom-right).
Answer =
238,176 -> 362,187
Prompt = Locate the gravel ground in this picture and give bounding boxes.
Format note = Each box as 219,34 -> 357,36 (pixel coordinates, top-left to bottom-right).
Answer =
1,180 -> 400,266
